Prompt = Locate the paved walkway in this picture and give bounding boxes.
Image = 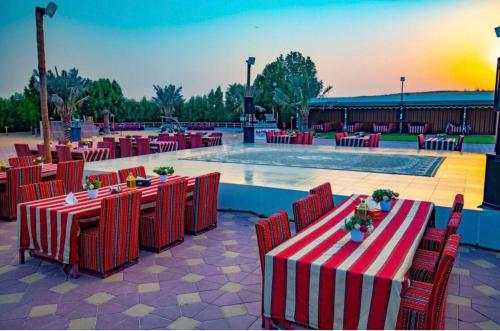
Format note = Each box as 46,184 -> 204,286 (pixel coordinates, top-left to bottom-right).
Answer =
0,211 -> 499,329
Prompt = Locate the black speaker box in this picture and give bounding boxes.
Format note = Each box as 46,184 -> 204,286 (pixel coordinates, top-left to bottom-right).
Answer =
482,153 -> 500,210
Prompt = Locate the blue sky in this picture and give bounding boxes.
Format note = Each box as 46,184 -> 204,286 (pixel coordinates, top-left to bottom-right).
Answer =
1,0 -> 499,99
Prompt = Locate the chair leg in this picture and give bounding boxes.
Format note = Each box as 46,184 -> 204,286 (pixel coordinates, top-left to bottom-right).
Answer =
19,249 -> 25,264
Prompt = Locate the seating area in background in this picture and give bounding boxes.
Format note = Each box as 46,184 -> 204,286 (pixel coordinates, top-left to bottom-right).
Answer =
186,122 -> 216,130
335,131 -> 381,147
265,130 -> 314,145
310,121 -> 342,132
418,134 -> 464,151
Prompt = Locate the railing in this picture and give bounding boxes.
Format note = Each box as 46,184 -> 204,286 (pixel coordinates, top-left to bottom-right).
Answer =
135,122 -> 244,129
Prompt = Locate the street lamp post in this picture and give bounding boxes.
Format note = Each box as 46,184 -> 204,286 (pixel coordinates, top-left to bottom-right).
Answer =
35,2 -> 57,163
243,57 -> 255,143
399,76 -> 405,134
271,81 -> 277,122
482,26 -> 500,210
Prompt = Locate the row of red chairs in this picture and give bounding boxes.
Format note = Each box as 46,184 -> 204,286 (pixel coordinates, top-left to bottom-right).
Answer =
265,131 -> 314,145
417,134 -> 464,152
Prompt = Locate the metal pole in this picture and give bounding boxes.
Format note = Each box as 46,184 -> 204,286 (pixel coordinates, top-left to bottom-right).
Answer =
36,7 -> 52,163
399,78 -> 405,134
495,57 -> 500,155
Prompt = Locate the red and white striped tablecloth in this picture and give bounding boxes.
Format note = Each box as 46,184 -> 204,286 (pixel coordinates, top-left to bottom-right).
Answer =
338,136 -> 369,147
425,138 -> 456,151
263,194 -> 434,329
150,141 -> 178,153
0,163 -> 58,185
17,175 -> 195,265
269,135 -> 291,144
72,148 -> 110,162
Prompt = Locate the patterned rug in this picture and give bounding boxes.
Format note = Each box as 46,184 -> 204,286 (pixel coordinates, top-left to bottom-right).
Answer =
182,147 -> 445,177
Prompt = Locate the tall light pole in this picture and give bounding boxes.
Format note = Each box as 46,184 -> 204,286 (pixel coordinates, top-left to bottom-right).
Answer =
482,26 -> 500,210
36,2 -> 57,163
399,76 -> 406,134
243,57 -> 255,143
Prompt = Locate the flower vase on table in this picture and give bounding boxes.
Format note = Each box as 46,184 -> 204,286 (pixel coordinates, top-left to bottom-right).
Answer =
84,176 -> 101,199
87,189 -> 98,199
379,199 -> 392,212
153,166 -> 175,183
372,189 -> 399,213
344,200 -> 374,243
160,175 -> 168,182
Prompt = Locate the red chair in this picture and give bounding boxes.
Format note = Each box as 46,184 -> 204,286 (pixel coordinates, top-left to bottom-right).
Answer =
158,133 -> 172,142
56,145 -> 73,162
78,190 -> 142,277
19,180 -> 64,203
366,134 -> 377,147
206,137 -> 221,147
185,172 -> 221,235
14,144 -> 32,157
0,165 -> 42,220
417,134 -> 425,150
335,132 -> 348,145
136,137 -> 151,156
97,141 -> 115,159
309,182 -> 334,215
375,133 -> 381,147
265,131 -> 273,143
209,132 -> 223,138
56,160 -> 84,194
118,138 -> 133,158
190,134 -> 203,149
295,132 -> 304,144
117,166 -> 146,183
8,156 -> 35,168
455,135 -> 464,152
36,144 -> 45,156
78,141 -> 93,148
88,172 -> 119,187
175,134 -> 187,150
398,235 -> 461,330
103,137 -> 115,144
58,140 -> 69,145
292,193 -> 323,233
140,179 -> 187,252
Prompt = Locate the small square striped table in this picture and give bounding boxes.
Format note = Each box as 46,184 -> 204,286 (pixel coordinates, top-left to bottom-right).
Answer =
425,138 -> 456,151
338,136 -> 369,147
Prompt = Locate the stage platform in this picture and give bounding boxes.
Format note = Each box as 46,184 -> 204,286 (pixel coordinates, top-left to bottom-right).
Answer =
84,143 -> 499,250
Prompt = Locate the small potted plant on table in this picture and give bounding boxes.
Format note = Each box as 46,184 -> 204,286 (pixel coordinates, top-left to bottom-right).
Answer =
84,176 -> 101,199
34,156 -> 44,166
153,166 -> 175,182
81,139 -> 90,149
344,215 -> 373,242
372,189 -> 399,212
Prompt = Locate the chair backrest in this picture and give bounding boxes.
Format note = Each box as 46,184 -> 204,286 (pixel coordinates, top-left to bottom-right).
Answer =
155,179 -> 188,243
117,166 -> 146,183
56,160 -> 84,193
118,138 -> 133,158
374,133 -> 381,147
191,172 -> 221,231
97,141 -> 115,159
427,234 -> 461,329
455,135 -> 464,151
190,134 -> 203,148
295,132 -> 304,145
56,145 -> 73,162
335,132 -> 347,145
88,172 -> 119,187
445,212 -> 462,243
450,193 -> 464,215
14,144 -> 31,157
255,211 -> 291,274
103,137 -> 115,144
209,132 -> 223,138
175,134 -> 187,150
265,131 -> 272,143
58,140 -> 69,145
308,131 -> 314,145
19,180 -> 64,203
8,156 -> 35,168
136,138 -> 151,155
309,182 -> 334,214
417,134 -> 425,149
4,165 -> 42,218
78,141 -> 93,148
98,190 -> 142,273
367,134 -> 377,147
158,133 -> 170,142
292,193 -> 323,232
36,144 -> 45,156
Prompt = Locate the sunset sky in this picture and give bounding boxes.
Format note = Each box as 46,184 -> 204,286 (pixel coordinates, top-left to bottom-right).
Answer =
0,0 -> 499,99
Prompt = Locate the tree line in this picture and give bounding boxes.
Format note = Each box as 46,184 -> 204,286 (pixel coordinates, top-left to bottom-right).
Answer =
0,51 -> 328,134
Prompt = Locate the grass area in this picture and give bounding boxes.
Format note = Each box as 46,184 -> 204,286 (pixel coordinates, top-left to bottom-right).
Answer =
315,132 -> 495,144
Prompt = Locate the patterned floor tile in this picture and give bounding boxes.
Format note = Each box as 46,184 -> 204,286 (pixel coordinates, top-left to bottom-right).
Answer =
0,265 -> 16,275
471,259 -> 496,269
181,273 -> 204,283
222,251 -> 240,258
145,265 -> 167,274
474,285 -> 500,297
168,316 -> 200,330
19,272 -> 45,284
186,258 -> 204,266
448,294 -> 472,307
50,281 -> 79,294
85,292 -> 115,305
176,292 -> 202,305
220,282 -> 244,293
123,304 -> 155,318
138,282 -> 160,294
221,304 -> 247,318
0,292 -> 23,304
222,265 -> 241,274
68,317 -> 97,330
476,320 -> 500,330
29,303 -> 58,318
155,251 -> 173,258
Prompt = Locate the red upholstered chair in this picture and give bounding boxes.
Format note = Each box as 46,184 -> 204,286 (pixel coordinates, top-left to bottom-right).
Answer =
56,160 -> 84,194
366,134 -> 377,147
292,193 -> 323,233
117,166 -> 146,183
295,132 -> 304,144
335,132 -> 347,145
88,172 -> 119,188
309,182 -> 334,215
209,132 -> 223,138
56,145 -> 73,162
14,144 -> 32,157
175,134 -> 187,150
398,235 -> 461,330
417,134 -> 425,150
36,144 -> 45,156
118,138 -> 133,158
8,156 -> 35,168
97,141 -> 115,159
455,135 -> 464,152
185,172 -> 221,235
140,179 -> 187,252
78,190 -> 142,276
265,131 -> 272,143
158,133 -> 171,142
58,140 -> 69,145
255,211 -> 291,274
136,137 -> 151,155
19,180 -> 64,203
375,133 -> 381,147
420,194 -> 464,252
103,137 -> 115,144
0,165 -> 42,220
78,141 -> 93,148
190,134 -> 203,149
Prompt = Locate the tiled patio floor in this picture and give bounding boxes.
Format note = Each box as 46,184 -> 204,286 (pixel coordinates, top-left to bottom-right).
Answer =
0,212 -> 499,330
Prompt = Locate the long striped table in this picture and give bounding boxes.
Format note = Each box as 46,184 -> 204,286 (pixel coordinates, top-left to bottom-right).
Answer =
263,194 -> 435,329
0,163 -> 58,186
338,136 -> 369,147
269,135 -> 291,144
425,138 -> 456,151
71,148 -> 110,162
150,141 -> 178,153
17,175 -> 195,266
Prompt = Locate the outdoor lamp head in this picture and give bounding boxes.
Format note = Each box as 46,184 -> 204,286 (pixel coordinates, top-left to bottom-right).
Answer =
400,76 -> 406,82
45,2 -> 57,18
247,57 -> 255,65
495,26 -> 500,37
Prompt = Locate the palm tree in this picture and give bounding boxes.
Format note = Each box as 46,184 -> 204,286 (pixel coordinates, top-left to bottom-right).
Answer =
153,84 -> 184,118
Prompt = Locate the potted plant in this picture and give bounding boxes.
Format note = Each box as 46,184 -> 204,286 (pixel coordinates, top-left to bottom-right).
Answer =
372,189 -> 399,212
153,166 -> 175,182
84,176 -> 101,199
34,156 -> 44,165
81,139 -> 90,149
344,215 -> 374,242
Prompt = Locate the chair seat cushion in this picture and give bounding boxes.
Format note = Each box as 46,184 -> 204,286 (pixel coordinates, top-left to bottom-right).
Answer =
139,212 -> 156,248
399,280 -> 433,329
410,249 -> 439,283
78,227 -> 100,272
419,227 -> 446,252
